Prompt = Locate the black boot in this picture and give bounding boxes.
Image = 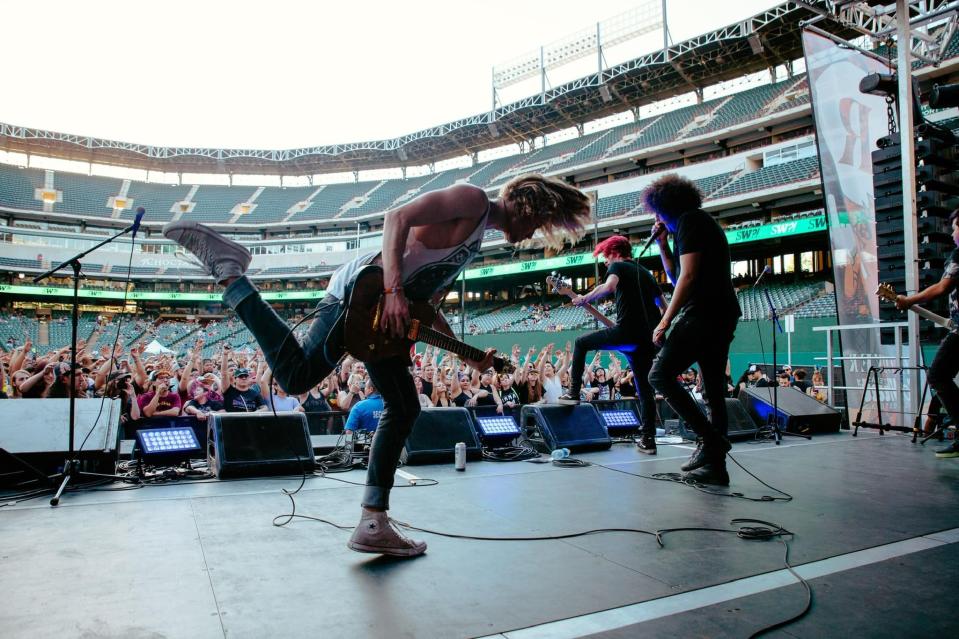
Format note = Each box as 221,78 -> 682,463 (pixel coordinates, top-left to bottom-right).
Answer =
680,433 -> 731,473
680,438 -> 706,472
636,434 -> 657,455
682,460 -> 730,486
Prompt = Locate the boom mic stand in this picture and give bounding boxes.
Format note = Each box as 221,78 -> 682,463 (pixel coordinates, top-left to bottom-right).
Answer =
31,210 -> 145,505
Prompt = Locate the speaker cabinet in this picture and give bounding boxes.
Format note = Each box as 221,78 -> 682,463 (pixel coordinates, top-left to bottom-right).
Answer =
207,412 -> 315,478
739,387 -> 841,435
521,403 -> 611,453
0,398 -> 121,482
400,407 -> 482,465
726,398 -> 759,440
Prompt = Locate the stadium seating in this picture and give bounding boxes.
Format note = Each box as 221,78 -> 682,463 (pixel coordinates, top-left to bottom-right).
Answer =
0,165 -> 46,211
186,185 -> 258,223
123,181 -> 192,222
286,181 -> 370,222
232,185 -> 315,225
711,156 -> 820,199
340,175 -> 433,218
736,281 -> 830,321
52,172 -> 123,218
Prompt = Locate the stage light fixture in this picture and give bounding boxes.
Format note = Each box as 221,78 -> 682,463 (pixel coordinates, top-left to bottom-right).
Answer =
136,427 -> 201,466
599,409 -> 640,434
475,415 -> 522,441
858,72 -> 897,97
930,83 -> 959,109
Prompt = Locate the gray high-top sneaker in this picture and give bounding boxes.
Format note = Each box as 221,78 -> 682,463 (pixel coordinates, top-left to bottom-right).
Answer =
162,221 -> 251,285
348,510 -> 427,557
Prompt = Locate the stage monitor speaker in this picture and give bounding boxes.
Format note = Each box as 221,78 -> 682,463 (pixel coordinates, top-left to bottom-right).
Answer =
207,412 -> 315,478
739,387 -> 841,435
401,407 -> 482,465
726,398 -> 759,440
0,398 -> 121,482
521,403 -> 611,453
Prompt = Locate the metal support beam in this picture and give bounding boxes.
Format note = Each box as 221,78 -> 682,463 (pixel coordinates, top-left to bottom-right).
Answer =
896,0 -> 922,420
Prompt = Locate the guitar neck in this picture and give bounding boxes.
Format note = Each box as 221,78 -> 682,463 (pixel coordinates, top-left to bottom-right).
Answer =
415,323 -> 488,362
910,303 -> 954,330
562,292 -> 614,328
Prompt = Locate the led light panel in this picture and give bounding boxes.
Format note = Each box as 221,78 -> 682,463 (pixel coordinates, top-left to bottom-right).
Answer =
476,416 -> 521,437
600,410 -> 640,428
137,427 -> 201,454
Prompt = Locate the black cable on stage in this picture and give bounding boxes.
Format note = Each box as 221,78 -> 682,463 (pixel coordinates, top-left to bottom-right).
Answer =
482,442 -> 540,462
590,453 -> 792,502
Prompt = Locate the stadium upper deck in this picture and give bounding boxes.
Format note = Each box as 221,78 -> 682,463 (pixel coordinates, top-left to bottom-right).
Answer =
0,1 -> 864,176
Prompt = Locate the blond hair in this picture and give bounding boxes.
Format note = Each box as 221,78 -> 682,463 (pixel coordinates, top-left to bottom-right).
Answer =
499,174 -> 591,251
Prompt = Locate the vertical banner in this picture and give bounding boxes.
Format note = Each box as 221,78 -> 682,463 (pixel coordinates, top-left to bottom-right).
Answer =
803,29 -> 907,425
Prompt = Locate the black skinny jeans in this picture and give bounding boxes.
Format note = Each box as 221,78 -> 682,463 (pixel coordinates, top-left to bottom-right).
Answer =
570,325 -> 657,437
648,313 -> 738,453
223,275 -> 419,510
928,331 -> 959,427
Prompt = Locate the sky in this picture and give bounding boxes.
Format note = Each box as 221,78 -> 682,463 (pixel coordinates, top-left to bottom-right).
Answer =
1,0 -> 780,150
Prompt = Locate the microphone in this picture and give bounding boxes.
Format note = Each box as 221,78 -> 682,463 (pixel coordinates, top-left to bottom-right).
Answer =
753,264 -> 772,288
130,207 -> 145,239
640,225 -> 667,253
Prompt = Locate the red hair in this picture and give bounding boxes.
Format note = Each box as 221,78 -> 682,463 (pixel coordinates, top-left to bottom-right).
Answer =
593,235 -> 632,259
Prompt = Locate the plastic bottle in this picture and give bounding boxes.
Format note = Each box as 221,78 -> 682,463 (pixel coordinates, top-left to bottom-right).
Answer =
550,447 -> 570,460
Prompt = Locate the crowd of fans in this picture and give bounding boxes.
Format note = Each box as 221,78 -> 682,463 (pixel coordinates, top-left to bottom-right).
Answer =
0,317 -> 830,435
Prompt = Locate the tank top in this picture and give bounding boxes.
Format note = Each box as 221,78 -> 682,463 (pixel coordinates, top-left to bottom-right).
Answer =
301,391 -> 331,413
327,202 -> 490,301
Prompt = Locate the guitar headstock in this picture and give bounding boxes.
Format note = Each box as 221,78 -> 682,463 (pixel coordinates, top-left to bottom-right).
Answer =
876,282 -> 898,303
546,271 -> 573,296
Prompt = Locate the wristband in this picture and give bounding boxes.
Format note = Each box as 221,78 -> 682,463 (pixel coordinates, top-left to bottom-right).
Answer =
384,286 -> 404,295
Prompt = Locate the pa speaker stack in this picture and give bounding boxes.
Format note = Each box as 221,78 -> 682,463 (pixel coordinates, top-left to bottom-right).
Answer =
400,408 -> 482,465
739,387 -> 841,435
207,412 -> 315,478
521,403 -> 611,453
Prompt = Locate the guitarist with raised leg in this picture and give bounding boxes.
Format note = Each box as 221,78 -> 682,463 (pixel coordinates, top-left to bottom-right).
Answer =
162,175 -> 591,557
556,235 -> 665,455
894,209 -> 959,459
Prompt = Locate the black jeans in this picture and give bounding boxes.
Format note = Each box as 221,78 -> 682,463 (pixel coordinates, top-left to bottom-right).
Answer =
928,331 -> 959,427
570,325 -> 657,437
648,313 -> 737,451
223,275 -> 419,510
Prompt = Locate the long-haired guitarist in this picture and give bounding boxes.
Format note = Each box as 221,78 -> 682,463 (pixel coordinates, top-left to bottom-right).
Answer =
895,208 -> 959,459
163,175 -> 591,557
643,174 -> 742,486
557,235 -> 665,455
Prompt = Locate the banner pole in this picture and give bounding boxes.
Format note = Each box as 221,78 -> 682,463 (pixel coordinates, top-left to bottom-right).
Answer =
896,0 -> 921,420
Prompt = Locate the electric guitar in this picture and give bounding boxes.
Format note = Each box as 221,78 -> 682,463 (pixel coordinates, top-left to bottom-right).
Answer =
342,265 -> 514,371
546,272 -> 615,328
876,282 -> 956,330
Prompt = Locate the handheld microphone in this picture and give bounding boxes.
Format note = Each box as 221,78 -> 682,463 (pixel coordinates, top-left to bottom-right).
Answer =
753,264 -> 772,288
130,207 -> 146,239
640,225 -> 667,253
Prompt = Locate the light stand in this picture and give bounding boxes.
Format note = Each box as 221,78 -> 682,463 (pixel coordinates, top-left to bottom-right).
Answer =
760,286 -> 811,445
30,213 -> 145,505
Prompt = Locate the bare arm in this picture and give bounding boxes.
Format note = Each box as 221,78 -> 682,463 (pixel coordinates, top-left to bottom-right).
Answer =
380,185 -> 489,337
898,277 -> 957,308
651,221 -> 677,285
574,274 -> 619,306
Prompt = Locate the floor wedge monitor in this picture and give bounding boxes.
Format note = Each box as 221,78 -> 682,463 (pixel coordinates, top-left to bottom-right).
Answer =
207,412 -> 315,478
401,407 -> 482,465
739,387 -> 841,435
521,403 -> 612,453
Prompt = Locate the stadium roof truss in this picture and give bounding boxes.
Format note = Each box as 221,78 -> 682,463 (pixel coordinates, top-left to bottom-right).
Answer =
0,1 -> 860,176
800,0 -> 958,65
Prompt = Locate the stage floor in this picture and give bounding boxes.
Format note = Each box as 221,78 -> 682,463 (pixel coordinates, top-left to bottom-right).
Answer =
2,430 -> 958,639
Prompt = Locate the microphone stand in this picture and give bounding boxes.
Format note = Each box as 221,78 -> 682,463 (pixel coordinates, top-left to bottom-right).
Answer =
759,284 -> 811,445
32,222 -> 142,505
